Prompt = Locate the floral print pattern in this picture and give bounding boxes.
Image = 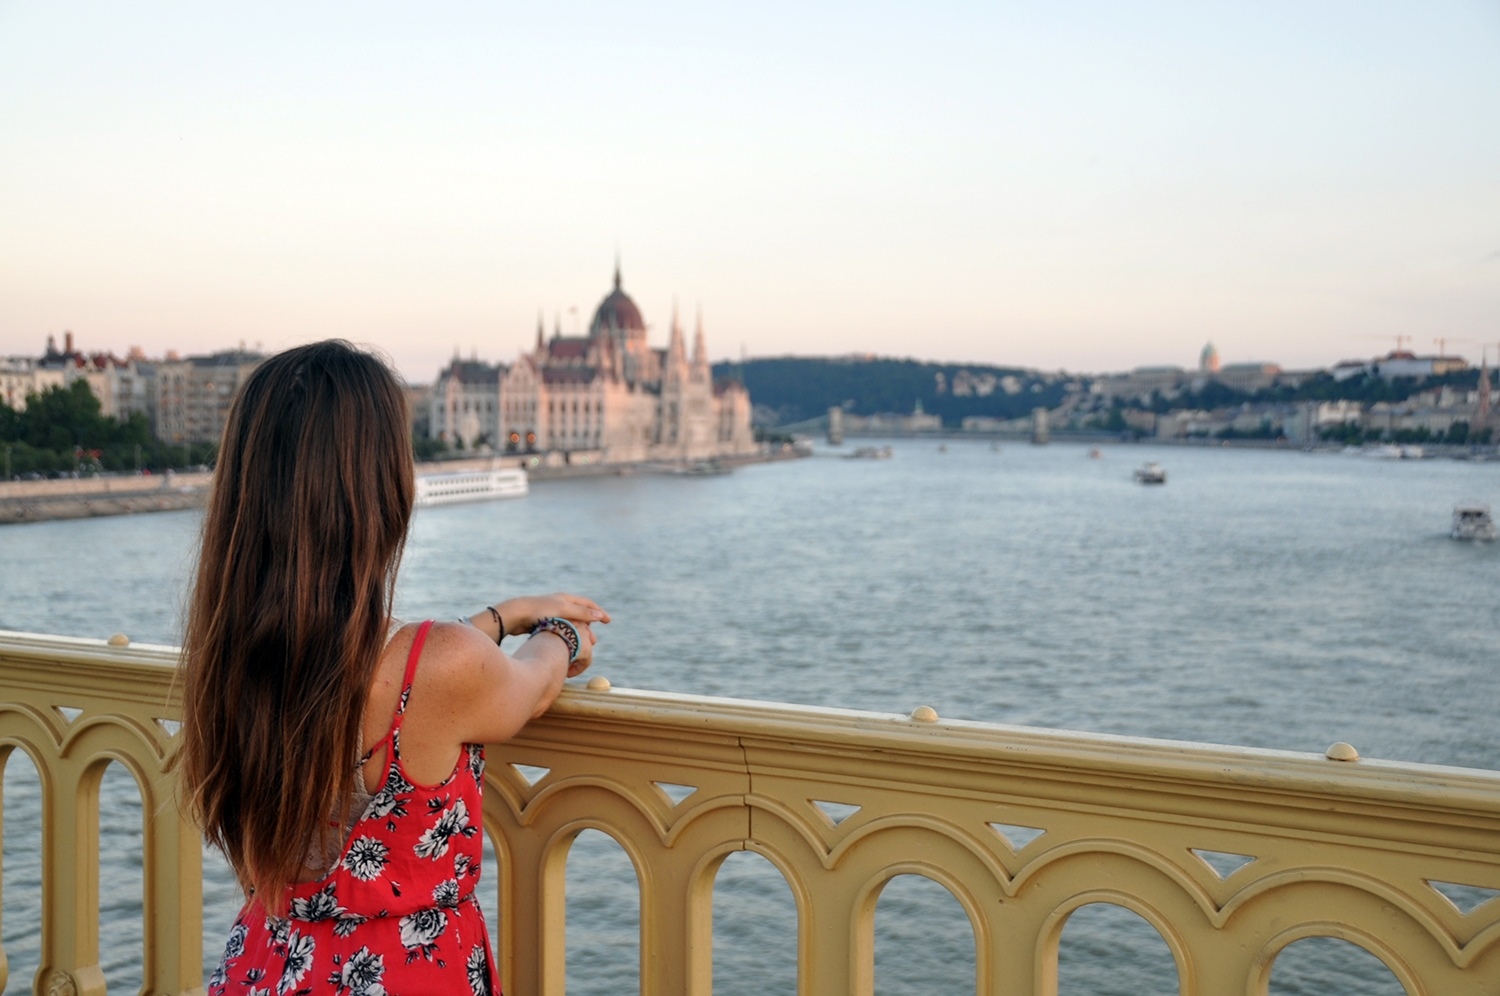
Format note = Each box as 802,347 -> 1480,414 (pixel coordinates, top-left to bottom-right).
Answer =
207,621 -> 499,995
330,946 -> 387,996
467,944 -> 492,996
414,797 -> 477,859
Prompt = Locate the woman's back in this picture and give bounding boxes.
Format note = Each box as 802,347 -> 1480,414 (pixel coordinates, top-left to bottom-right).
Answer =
208,620 -> 499,996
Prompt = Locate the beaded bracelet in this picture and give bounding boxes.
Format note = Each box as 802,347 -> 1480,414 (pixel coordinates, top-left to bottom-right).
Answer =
530,617 -> 582,663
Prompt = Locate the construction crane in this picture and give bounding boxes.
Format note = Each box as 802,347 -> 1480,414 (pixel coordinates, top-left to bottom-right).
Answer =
1433,337 -> 1477,357
1356,334 -> 1414,354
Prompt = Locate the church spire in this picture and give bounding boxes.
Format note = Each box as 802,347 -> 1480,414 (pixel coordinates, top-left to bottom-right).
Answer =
613,253 -> 622,291
535,313 -> 544,352
692,305 -> 709,377
666,298 -> 687,373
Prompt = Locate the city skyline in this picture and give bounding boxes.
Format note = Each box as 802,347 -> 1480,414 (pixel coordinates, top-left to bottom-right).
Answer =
7,262 -> 1498,388
2,2 -> 1497,384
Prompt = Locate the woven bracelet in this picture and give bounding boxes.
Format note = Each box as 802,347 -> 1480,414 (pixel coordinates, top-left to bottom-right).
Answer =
530,617 -> 581,663
486,605 -> 505,644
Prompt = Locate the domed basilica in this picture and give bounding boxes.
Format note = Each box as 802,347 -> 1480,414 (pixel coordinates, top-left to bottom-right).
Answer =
485,265 -> 756,463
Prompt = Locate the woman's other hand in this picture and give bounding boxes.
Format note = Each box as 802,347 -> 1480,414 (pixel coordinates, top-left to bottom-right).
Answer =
497,593 -> 610,636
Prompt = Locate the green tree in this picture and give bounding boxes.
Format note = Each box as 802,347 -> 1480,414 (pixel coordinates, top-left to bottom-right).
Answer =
413,432 -> 448,461
0,399 -> 19,442
20,381 -> 108,451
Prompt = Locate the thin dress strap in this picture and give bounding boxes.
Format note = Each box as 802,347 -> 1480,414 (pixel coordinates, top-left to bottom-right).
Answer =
366,619 -> 433,764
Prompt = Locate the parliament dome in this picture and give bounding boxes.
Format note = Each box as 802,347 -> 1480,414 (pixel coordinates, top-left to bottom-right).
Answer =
589,264 -> 646,336
1199,342 -> 1220,374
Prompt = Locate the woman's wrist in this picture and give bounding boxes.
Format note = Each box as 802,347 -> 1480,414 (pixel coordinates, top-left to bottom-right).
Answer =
460,604 -> 507,644
529,617 -> 582,663
484,605 -> 505,642
495,597 -> 529,638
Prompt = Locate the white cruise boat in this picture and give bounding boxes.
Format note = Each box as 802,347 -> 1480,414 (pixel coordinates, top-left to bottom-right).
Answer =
1133,461 -> 1167,484
1451,503 -> 1497,542
415,467 -> 529,508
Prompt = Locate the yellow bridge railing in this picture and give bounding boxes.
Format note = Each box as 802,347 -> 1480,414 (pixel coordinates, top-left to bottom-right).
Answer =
2,630 -> 1499,995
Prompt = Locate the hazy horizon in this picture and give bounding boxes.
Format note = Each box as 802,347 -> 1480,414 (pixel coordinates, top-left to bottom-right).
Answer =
3,2 -> 1497,385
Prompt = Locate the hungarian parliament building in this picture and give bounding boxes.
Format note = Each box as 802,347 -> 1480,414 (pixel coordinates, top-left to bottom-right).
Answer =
428,266 -> 757,464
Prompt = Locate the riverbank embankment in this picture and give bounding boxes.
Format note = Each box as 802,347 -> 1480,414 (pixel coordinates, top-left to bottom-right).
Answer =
0,472 -> 214,524
0,445 -> 807,525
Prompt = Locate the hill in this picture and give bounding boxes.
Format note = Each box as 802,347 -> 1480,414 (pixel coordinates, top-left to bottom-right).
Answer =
711,356 -> 1075,428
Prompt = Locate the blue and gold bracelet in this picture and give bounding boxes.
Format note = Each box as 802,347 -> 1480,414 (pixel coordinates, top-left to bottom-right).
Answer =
530,617 -> 582,663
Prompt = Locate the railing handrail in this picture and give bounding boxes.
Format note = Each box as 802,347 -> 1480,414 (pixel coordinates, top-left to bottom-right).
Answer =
10,623 -> 1500,848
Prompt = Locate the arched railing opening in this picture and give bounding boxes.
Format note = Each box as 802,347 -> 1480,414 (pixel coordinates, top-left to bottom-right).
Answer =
97,760 -> 145,994
874,872 -> 976,994
1056,901 -> 1178,996
566,828 -> 641,995
1,745 -> 44,993
711,851 -> 797,995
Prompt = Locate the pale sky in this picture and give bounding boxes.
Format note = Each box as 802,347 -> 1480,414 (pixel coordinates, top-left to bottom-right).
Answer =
2,1 -> 1497,383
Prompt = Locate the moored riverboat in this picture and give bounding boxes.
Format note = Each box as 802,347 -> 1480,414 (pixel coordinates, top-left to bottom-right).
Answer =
414,467 -> 529,507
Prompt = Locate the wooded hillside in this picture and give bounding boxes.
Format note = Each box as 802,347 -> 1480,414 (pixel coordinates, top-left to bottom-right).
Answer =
711,356 -> 1074,427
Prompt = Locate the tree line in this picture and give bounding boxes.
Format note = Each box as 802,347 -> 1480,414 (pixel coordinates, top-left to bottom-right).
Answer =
0,381 -> 215,478
712,356 -> 1069,427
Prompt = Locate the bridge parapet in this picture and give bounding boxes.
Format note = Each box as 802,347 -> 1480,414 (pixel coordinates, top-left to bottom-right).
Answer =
2,630 -> 1499,995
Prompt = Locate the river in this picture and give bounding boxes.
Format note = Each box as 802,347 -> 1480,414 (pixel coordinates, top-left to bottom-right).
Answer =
2,439 -> 1497,994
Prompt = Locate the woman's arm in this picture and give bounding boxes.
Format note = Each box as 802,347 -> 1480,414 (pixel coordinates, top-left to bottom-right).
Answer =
428,594 -> 609,746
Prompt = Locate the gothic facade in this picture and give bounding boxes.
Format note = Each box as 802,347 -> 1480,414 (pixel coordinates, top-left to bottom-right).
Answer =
428,357 -> 502,450
495,267 -> 755,463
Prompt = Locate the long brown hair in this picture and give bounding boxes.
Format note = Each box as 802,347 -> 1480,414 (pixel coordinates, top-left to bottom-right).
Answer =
177,340 -> 415,910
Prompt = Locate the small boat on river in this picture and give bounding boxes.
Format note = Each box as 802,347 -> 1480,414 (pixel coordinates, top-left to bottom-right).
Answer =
847,446 -> 893,459
643,459 -> 732,477
415,467 -> 529,507
1134,462 -> 1167,484
1451,503 -> 1497,541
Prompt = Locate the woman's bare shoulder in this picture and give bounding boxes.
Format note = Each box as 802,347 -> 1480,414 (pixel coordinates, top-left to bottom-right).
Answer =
408,620 -> 496,694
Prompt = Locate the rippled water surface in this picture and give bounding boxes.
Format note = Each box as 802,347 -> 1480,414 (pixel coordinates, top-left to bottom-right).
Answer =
3,440 -> 1498,993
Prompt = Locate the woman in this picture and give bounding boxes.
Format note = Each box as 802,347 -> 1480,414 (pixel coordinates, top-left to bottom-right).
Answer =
177,340 -> 607,995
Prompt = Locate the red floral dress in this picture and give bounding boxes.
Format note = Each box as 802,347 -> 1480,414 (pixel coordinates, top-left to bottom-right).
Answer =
208,620 -> 500,996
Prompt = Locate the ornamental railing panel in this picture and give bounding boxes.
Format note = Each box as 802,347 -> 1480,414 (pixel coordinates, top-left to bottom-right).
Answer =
2,630 -> 1498,995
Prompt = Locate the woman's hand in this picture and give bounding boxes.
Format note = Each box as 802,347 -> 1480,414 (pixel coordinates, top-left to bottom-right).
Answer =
495,593 -> 610,637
